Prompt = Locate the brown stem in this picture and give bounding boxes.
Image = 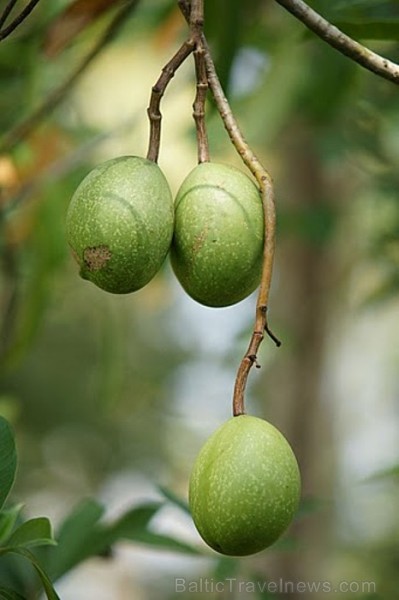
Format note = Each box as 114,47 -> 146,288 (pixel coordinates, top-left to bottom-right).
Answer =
146,39 -> 195,163
192,44 -> 209,163
0,0 -> 18,30
0,0 -> 41,41
0,0 -> 139,155
189,0 -> 209,163
204,45 -> 280,415
179,1 -> 280,416
146,0 -> 207,164
274,0 -> 399,85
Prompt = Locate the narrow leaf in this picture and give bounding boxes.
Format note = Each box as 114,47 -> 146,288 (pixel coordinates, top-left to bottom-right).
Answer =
45,498 -> 104,579
12,548 -> 60,600
0,504 -> 23,544
0,588 -> 27,600
0,548 -> 60,600
364,464 -> 399,482
0,417 -> 17,510
7,518 -> 56,549
109,502 -> 201,555
121,529 -> 202,555
157,485 -> 191,514
110,502 -> 165,539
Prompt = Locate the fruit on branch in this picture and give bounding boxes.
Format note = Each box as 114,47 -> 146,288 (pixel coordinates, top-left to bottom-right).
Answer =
170,162 -> 264,307
189,415 -> 301,556
66,156 -> 174,294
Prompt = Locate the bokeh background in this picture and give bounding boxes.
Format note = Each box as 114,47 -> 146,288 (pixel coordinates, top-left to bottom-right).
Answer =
0,0 -> 399,598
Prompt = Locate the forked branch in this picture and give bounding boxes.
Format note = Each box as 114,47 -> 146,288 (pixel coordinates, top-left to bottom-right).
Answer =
146,40 -> 196,163
147,0 -> 208,163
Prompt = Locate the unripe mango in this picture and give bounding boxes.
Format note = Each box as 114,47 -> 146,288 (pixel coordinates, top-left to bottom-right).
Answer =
189,415 -> 301,556
66,156 -> 174,294
171,162 -> 264,307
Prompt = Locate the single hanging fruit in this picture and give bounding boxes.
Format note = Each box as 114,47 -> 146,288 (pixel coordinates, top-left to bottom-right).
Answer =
170,162 -> 264,307
189,415 -> 301,556
66,156 -> 174,294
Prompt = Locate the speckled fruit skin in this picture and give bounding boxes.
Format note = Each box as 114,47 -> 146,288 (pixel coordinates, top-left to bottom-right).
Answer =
189,415 -> 301,556
170,162 -> 264,307
66,156 -> 174,294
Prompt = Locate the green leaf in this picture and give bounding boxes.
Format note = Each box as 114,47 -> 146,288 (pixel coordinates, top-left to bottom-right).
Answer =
119,529 -> 202,555
364,464 -> 399,482
0,548 -> 60,600
45,498 -> 104,579
157,485 -> 191,514
7,518 -> 56,549
0,505 -> 23,545
335,19 -> 399,40
0,418 -> 17,510
46,499 -> 200,582
0,588 -> 27,600
10,548 -> 60,600
110,503 -> 201,555
109,502 -> 165,540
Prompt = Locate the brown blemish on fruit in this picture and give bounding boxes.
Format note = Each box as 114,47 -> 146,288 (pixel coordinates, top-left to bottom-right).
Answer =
83,245 -> 112,271
193,224 -> 209,254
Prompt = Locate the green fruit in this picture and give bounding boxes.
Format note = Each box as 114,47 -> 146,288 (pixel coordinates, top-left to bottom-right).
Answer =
170,162 -> 264,307
66,156 -> 174,294
189,415 -> 301,556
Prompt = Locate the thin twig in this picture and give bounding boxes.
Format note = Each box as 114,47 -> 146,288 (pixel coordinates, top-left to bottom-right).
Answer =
0,0 -> 140,154
192,37 -> 210,162
0,0 -> 41,41
274,0 -> 399,84
205,55 -> 280,416
182,0 -> 209,163
146,39 -> 195,163
0,0 -> 18,30
179,1 -> 281,416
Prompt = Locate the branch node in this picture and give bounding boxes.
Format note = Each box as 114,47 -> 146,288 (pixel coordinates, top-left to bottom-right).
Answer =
146,39 -> 195,163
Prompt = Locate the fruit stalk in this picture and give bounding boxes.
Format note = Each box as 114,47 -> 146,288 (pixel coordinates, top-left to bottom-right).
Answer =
192,42 -> 209,163
179,1 -> 280,415
146,39 -> 195,163
147,0 -> 208,164
204,62 -> 281,415
187,0 -> 210,163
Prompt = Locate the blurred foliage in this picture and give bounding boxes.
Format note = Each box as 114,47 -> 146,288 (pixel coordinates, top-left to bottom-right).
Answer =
0,0 -> 398,598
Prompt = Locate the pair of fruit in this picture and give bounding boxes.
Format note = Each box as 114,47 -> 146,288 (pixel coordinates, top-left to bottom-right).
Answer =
66,155 -> 264,307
